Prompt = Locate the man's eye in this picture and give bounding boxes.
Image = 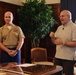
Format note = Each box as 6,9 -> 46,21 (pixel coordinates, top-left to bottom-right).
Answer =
5,16 -> 11,18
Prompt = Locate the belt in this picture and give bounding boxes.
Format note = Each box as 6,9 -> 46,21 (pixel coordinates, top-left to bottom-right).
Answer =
5,45 -> 17,48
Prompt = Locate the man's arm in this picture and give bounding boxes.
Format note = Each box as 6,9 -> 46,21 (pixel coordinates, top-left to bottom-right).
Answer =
0,42 -> 10,53
0,42 -> 13,56
9,38 -> 25,57
49,32 -> 56,44
49,32 -> 61,44
49,32 -> 76,47
49,32 -> 64,45
63,41 -> 76,47
16,38 -> 24,51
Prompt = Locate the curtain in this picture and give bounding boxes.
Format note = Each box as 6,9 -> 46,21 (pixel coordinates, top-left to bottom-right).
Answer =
61,0 -> 76,22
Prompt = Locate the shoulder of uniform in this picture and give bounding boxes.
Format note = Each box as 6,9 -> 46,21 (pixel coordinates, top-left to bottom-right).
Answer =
0,25 -> 4,29
0,26 -> 5,32
13,24 -> 20,28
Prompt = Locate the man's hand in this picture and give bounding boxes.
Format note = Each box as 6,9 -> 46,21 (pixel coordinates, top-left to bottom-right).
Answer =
49,32 -> 55,38
7,50 -> 17,57
54,38 -> 63,45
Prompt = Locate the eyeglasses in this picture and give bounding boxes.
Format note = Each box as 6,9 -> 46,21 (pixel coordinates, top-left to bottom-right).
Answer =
59,15 -> 69,18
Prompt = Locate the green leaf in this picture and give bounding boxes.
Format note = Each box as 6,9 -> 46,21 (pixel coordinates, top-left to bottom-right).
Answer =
17,0 -> 57,40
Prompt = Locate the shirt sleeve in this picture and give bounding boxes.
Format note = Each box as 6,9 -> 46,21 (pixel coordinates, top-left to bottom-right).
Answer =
18,27 -> 25,39
0,28 -> 2,42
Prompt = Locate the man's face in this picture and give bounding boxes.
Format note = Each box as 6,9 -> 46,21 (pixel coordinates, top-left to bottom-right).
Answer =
59,11 -> 70,25
4,12 -> 13,24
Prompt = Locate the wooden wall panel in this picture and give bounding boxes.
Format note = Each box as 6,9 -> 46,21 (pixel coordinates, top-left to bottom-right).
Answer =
52,4 -> 61,25
0,1 -> 20,26
48,3 -> 61,25
0,7 -> 4,26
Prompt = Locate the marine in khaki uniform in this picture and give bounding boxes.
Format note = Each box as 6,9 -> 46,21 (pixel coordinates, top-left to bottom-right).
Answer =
0,11 -> 25,64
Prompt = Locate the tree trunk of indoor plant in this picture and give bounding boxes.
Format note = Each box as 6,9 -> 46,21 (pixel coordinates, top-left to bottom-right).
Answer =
31,38 -> 40,48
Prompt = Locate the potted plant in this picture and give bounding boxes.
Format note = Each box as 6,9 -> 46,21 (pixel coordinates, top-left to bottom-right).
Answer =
17,0 -> 57,47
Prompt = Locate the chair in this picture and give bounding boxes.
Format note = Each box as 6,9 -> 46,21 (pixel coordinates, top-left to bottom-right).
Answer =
31,47 -> 48,62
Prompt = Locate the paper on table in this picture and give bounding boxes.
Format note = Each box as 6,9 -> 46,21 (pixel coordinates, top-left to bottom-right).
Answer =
34,61 -> 54,65
16,63 -> 36,67
0,73 -> 6,75
24,74 -> 30,75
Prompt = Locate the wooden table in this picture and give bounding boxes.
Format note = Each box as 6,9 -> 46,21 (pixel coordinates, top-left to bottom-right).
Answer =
22,61 -> 63,75
0,62 -> 63,75
0,62 -> 24,75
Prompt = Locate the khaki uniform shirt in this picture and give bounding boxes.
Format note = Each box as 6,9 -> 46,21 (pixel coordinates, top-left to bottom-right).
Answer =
0,24 -> 25,48
55,20 -> 76,60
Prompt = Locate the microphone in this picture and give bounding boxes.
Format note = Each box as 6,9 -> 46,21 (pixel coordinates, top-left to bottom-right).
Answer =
62,28 -> 64,30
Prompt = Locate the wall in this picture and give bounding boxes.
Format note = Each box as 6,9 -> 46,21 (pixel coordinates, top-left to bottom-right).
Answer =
0,1 -> 20,26
61,0 -> 76,22
0,0 -> 60,5
46,0 -> 60,4
0,0 -> 21,5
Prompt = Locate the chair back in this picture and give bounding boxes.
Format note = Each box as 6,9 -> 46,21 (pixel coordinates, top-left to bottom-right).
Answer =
31,47 -> 47,62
